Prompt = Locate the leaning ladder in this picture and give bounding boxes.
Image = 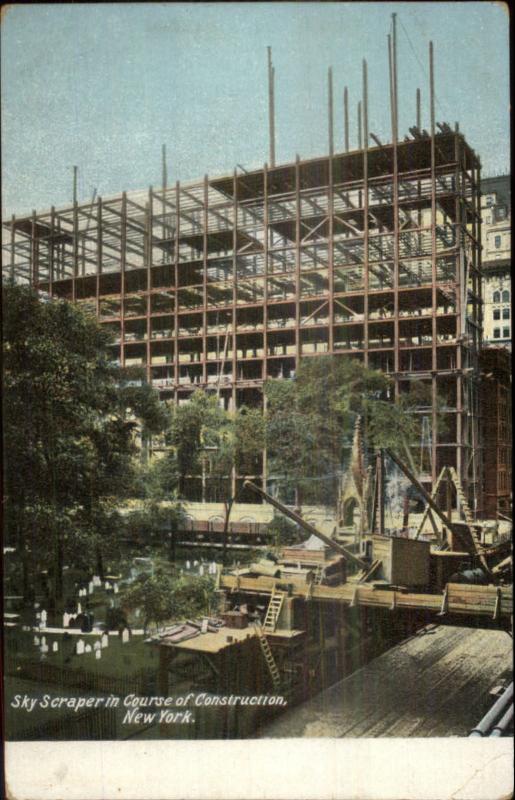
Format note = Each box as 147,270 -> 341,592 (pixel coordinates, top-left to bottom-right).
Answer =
263,587 -> 286,633
254,625 -> 281,691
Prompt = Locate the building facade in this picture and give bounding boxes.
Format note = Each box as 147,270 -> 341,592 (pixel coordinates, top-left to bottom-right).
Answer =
481,175 -> 511,348
4,131 -> 485,509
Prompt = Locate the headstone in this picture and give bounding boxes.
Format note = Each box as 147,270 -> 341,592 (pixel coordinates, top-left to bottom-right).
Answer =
77,602 -> 82,615
85,644 -> 92,653
40,609 -> 47,625
95,649 -> 101,660
34,635 -> 40,646
88,582 -> 94,594
101,633 -> 109,648
35,612 -> 41,620
105,582 -> 110,590
93,575 -> 101,587
52,641 -> 58,653
201,618 -> 209,634
63,612 -> 70,628
76,639 -> 85,655
113,584 -> 119,595
121,628 -> 130,643
194,560 -> 199,567
94,641 -> 101,651
40,643 -> 49,654
135,608 -> 141,618
186,560 -> 191,570
110,599 -> 114,608
199,565 -> 204,576
41,636 -> 46,646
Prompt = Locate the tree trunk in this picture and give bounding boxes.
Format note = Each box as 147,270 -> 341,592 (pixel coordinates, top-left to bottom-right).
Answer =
169,521 -> 176,562
96,546 -> 104,579
54,536 -> 64,601
221,497 -> 234,567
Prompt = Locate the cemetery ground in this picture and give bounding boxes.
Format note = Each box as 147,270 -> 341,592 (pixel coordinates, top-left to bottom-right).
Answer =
3,544 -> 258,740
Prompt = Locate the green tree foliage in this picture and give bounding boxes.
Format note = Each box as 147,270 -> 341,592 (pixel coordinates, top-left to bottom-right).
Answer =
168,391 -> 264,561
264,355 -> 436,505
122,569 -> 215,633
2,285 -> 167,601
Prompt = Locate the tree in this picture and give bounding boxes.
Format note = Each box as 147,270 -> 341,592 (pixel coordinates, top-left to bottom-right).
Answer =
2,285 -> 167,601
264,355 -> 438,507
169,391 -> 264,562
122,568 -> 216,634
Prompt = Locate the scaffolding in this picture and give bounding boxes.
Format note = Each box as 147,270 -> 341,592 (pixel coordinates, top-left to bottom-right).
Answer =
2,28 -> 485,509
2,128 -> 484,506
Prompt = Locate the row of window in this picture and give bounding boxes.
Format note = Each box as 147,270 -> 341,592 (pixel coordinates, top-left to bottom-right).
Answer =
492,327 -> 510,340
492,290 -> 510,303
493,308 -> 510,321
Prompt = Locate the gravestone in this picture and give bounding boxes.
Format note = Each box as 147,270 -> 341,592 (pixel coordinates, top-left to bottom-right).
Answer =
85,644 -> 92,654
94,641 -> 101,651
101,633 -> 109,648
40,609 -> 47,625
34,636 -> 40,646
77,602 -> 82,615
121,628 -> 130,643
95,649 -> 101,660
201,618 -> 209,634
76,639 -> 85,655
113,584 -> 119,595
63,612 -> 70,628
88,582 -> 94,594
52,641 -> 58,653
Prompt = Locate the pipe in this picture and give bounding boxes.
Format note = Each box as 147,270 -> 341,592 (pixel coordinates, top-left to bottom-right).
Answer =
469,683 -> 513,737
490,705 -> 514,737
243,480 -> 367,569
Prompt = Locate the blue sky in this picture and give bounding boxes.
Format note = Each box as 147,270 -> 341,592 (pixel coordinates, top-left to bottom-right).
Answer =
1,2 -> 510,217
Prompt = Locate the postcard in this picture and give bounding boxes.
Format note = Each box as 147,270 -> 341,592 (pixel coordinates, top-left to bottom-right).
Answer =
2,3 -> 512,798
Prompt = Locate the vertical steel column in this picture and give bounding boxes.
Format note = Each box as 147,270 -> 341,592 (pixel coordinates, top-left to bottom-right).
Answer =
263,163 -> 270,494
232,169 -> 238,413
328,153 -> 334,354
357,101 -> 362,150
263,163 -> 269,379
429,42 -> 438,485
390,22 -> 400,396
9,215 -> 15,283
31,211 -> 38,290
96,197 -> 102,319
174,181 -> 180,402
202,175 -> 209,386
268,47 -> 276,168
72,200 -> 78,302
416,88 -> 421,130
120,192 -> 127,368
328,67 -> 334,158
362,61 -> 369,366
294,156 -> 301,362
49,207 -> 55,298
454,135 -> 463,484
146,189 -> 152,385
344,87 -> 349,153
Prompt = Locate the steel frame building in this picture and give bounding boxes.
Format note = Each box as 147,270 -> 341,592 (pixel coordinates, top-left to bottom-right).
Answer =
4,126 -> 484,508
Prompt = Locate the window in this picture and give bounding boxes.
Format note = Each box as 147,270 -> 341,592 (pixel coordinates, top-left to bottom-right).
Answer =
493,309 -> 501,320
502,290 -> 510,302
494,235 -> 502,249
502,307 -> 510,320
493,328 -> 501,339
493,290 -> 501,303
503,327 -> 510,339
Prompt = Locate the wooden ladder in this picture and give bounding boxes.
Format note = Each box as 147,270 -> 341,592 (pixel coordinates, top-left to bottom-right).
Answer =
313,564 -> 324,585
254,625 -> 281,691
263,587 -> 286,633
449,467 -> 475,525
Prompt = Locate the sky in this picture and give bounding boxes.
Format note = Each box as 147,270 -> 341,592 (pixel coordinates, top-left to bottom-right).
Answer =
1,2 -> 510,217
